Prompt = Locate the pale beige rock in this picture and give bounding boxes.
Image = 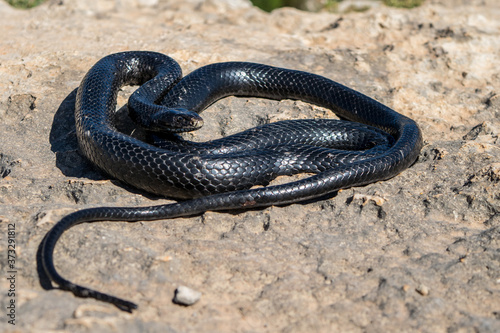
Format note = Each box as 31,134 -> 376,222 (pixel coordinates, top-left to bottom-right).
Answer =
173,286 -> 202,306
0,0 -> 499,332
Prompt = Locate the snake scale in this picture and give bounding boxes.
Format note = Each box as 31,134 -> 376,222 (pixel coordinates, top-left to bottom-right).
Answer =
40,51 -> 423,312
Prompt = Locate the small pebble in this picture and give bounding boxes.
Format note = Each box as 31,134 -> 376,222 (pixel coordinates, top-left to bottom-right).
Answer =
173,286 -> 202,306
416,284 -> 429,296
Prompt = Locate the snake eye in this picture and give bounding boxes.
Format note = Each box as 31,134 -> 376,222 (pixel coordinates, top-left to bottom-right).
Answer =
173,115 -> 187,126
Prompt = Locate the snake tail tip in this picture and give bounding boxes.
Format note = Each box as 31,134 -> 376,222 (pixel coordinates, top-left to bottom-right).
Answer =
112,298 -> 138,312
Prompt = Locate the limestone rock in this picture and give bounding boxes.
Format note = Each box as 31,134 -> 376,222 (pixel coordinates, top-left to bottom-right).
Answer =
173,286 -> 202,306
0,0 -> 499,332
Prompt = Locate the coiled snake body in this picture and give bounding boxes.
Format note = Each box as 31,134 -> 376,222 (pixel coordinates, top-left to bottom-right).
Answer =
41,51 -> 422,312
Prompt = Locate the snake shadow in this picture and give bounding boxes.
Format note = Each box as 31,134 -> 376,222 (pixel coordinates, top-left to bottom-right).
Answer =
49,88 -> 97,179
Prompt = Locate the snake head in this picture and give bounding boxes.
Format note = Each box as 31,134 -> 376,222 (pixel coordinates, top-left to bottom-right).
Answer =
150,108 -> 204,133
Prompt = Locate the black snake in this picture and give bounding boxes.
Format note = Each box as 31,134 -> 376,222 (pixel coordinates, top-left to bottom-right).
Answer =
40,51 -> 423,312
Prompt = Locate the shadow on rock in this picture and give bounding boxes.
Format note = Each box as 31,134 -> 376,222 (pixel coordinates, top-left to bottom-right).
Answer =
36,234 -> 54,291
49,88 -> 101,179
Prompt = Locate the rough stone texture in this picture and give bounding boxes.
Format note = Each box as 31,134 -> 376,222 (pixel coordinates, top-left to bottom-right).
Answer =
0,0 -> 499,332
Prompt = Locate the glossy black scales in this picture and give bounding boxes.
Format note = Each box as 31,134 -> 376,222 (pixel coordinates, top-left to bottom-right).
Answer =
41,51 -> 423,312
